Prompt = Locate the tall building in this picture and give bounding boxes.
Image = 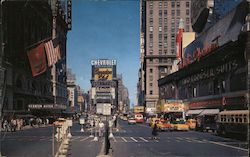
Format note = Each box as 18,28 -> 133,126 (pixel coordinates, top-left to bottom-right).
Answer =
139,0 -> 192,115
67,68 -> 78,112
1,1 -> 54,117
90,59 -> 118,115
117,74 -> 130,113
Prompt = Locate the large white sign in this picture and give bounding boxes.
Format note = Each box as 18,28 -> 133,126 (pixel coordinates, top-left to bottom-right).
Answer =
91,59 -> 117,66
103,104 -> 111,116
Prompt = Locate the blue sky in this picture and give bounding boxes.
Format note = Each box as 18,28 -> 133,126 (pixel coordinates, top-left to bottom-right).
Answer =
67,0 -> 140,105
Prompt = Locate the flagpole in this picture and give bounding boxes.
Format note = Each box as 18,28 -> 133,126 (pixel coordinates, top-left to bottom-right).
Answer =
25,37 -> 52,50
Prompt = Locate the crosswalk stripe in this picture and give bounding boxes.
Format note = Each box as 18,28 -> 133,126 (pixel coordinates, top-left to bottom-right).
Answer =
80,137 -> 90,141
139,137 -> 148,142
121,137 -> 127,142
130,137 -> 138,142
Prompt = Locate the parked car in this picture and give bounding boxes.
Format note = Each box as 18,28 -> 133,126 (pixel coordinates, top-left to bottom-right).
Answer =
172,119 -> 189,131
128,118 -> 136,125
156,120 -> 173,131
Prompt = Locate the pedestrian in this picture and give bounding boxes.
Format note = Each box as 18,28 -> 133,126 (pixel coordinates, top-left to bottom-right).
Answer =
152,123 -> 158,140
99,121 -> 104,137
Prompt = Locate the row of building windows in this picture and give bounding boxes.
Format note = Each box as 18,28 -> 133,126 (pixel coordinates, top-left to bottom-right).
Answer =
149,1 -> 190,9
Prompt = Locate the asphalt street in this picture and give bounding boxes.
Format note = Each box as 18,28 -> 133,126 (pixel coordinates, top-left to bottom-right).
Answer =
1,125 -> 57,157
1,120 -> 249,157
110,119 -> 249,157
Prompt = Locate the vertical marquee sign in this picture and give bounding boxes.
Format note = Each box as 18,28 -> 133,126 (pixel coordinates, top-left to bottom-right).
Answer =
67,0 -> 72,30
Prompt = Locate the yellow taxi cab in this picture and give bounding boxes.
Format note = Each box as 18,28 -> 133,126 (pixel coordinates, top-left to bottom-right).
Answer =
156,119 -> 173,131
149,118 -> 161,128
53,118 -> 66,126
172,119 -> 189,131
186,119 -> 196,130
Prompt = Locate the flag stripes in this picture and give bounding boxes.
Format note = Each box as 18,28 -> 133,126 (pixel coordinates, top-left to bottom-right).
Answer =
45,39 -> 61,67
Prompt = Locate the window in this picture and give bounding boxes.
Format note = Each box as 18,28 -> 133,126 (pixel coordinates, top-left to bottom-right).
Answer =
186,18 -> 190,24
164,50 -> 167,54
171,49 -> 175,54
159,10 -> 162,16
171,10 -> 175,16
149,1 -> 153,9
150,10 -> 153,15
150,49 -> 153,54
164,42 -> 168,48
150,83 -> 153,87
149,75 -> 153,81
159,49 -> 162,55
150,90 -> 153,95
186,2 -> 190,8
149,34 -> 153,39
158,1 -> 162,8
186,25 -> 190,31
150,18 -> 153,26
149,58 -> 153,62
150,69 -> 153,73
171,1 -> 175,8
177,2 -> 180,7
186,9 -> 189,15
164,1 -> 168,8
149,42 -> 153,48
164,10 -> 168,16
159,18 -> 162,25
164,18 -> 168,25
164,26 -> 168,32
159,34 -> 162,41
177,10 -> 180,16
150,26 -> 153,32
159,26 -> 162,32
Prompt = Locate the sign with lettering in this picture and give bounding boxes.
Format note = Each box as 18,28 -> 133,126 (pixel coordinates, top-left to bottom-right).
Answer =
67,0 -> 72,30
189,98 -> 223,109
94,68 -> 112,80
91,59 -> 117,66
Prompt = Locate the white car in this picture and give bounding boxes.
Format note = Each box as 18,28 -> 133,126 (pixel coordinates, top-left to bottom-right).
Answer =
128,118 -> 136,125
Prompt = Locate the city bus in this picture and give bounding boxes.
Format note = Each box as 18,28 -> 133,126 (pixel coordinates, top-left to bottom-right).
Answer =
216,110 -> 249,137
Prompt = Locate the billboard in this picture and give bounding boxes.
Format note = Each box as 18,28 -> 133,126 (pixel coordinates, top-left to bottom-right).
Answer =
94,67 -> 113,80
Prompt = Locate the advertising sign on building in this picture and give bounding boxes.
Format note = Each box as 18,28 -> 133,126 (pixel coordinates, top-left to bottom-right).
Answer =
94,67 -> 113,80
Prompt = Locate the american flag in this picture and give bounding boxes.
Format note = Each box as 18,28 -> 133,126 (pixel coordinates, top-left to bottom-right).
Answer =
45,38 -> 61,67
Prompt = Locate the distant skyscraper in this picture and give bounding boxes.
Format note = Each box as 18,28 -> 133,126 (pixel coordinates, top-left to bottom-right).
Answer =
139,0 -> 192,114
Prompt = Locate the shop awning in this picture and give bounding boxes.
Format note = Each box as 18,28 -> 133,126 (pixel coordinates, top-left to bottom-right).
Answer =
199,109 -> 220,116
186,109 -> 204,115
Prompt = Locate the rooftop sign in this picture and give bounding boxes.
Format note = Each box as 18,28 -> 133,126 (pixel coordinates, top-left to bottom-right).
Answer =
91,59 -> 117,66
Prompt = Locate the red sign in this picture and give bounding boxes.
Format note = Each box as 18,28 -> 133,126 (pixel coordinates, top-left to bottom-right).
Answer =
189,98 -> 223,109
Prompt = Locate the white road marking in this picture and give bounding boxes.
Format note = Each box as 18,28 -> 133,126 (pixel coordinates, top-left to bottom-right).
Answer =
121,137 -> 127,142
209,141 -> 248,152
176,137 -> 183,140
113,136 -> 117,142
139,137 -> 148,142
154,139 -> 159,142
80,136 -> 90,141
130,137 -> 138,142
71,136 -> 81,141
